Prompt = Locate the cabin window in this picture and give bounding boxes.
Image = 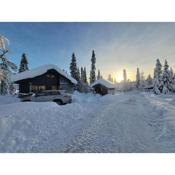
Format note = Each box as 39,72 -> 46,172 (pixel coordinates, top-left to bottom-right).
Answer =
39,86 -> 46,91
46,74 -> 55,78
31,85 -> 38,91
46,85 -> 58,90
31,85 -> 46,92
51,85 -> 57,90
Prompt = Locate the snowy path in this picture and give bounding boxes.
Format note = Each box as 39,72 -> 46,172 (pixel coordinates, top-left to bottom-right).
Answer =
1,92 -> 175,152
64,93 -> 175,153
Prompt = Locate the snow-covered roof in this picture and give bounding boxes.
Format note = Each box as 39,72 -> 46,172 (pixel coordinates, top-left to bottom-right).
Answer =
11,64 -> 77,84
90,79 -> 115,89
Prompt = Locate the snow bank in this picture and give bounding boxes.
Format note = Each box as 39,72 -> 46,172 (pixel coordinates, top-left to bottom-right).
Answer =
0,92 -> 101,152
0,95 -> 19,105
1,92 -> 175,152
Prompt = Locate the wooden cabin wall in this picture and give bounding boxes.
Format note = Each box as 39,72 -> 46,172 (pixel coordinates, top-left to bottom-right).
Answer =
17,69 -> 75,93
59,74 -> 75,93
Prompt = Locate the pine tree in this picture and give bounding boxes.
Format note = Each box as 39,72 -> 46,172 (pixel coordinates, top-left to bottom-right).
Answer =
90,50 -> 96,84
170,67 -> 174,82
123,69 -> 127,83
80,67 -> 84,82
108,74 -> 113,82
170,68 -> 175,92
162,60 -> 172,94
19,53 -> 29,72
153,59 -> 163,94
77,67 -> 80,81
84,67 -> 88,84
146,74 -> 153,86
153,68 -> 156,79
97,69 -> 101,80
136,68 -> 140,89
140,71 -> 146,88
70,53 -> 79,81
123,69 -> 128,91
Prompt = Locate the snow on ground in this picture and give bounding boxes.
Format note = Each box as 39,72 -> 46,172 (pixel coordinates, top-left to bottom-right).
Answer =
0,92 -> 175,152
0,95 -> 20,105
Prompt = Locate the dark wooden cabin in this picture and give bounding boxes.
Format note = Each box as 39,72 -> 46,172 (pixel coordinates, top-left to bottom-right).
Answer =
91,79 -> 115,95
12,65 -> 77,94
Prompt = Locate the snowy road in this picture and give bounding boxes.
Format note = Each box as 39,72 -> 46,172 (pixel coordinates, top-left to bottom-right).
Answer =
64,93 -> 175,152
0,92 -> 175,152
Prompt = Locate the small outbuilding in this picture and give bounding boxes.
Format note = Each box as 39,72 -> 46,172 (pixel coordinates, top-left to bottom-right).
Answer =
91,79 -> 115,95
11,64 -> 77,94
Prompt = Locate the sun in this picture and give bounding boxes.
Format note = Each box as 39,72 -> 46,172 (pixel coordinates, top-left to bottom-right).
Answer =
115,74 -> 123,82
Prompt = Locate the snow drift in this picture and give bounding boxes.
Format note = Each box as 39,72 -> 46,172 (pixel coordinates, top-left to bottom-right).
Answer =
0,92 -> 175,152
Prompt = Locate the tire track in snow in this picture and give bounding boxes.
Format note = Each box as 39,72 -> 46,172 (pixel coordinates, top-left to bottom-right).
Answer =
64,94 -> 157,153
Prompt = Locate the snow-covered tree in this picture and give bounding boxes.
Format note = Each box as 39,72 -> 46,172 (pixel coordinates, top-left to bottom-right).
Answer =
162,60 -> 172,94
153,59 -> 163,94
146,74 -> 153,86
90,50 -> 96,84
136,68 -> 140,89
140,71 -> 146,88
170,67 -> 174,82
19,53 -> 29,72
77,67 -> 80,81
108,74 -> 113,82
170,68 -> 175,92
80,67 -> 84,82
97,69 -> 101,80
122,69 -> 128,91
0,35 -> 17,95
70,53 -> 79,81
84,67 -> 88,84
78,67 -> 91,93
123,69 -> 127,83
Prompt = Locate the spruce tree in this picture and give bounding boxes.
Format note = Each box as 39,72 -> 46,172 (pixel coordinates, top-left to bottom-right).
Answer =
146,74 -> 153,86
90,50 -> 96,84
70,53 -> 79,81
123,69 -> 127,83
84,67 -> 88,84
19,53 -> 29,72
136,68 -> 140,89
170,68 -> 175,92
80,67 -> 84,82
153,59 -> 163,94
97,69 -> 101,80
162,60 -> 172,94
170,67 -> 174,81
140,71 -> 146,88
77,67 -> 80,82
153,68 -> 156,79
108,74 -> 113,82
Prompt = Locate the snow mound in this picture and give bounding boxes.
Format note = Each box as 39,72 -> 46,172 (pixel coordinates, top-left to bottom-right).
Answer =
0,95 -> 19,105
1,92 -> 175,152
0,92 -> 104,152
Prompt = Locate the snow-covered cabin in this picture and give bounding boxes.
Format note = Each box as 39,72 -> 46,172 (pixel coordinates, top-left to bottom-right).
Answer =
91,79 -> 115,95
11,64 -> 77,94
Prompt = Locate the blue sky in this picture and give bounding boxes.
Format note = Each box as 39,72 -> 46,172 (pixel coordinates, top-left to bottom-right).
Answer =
0,22 -> 175,81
